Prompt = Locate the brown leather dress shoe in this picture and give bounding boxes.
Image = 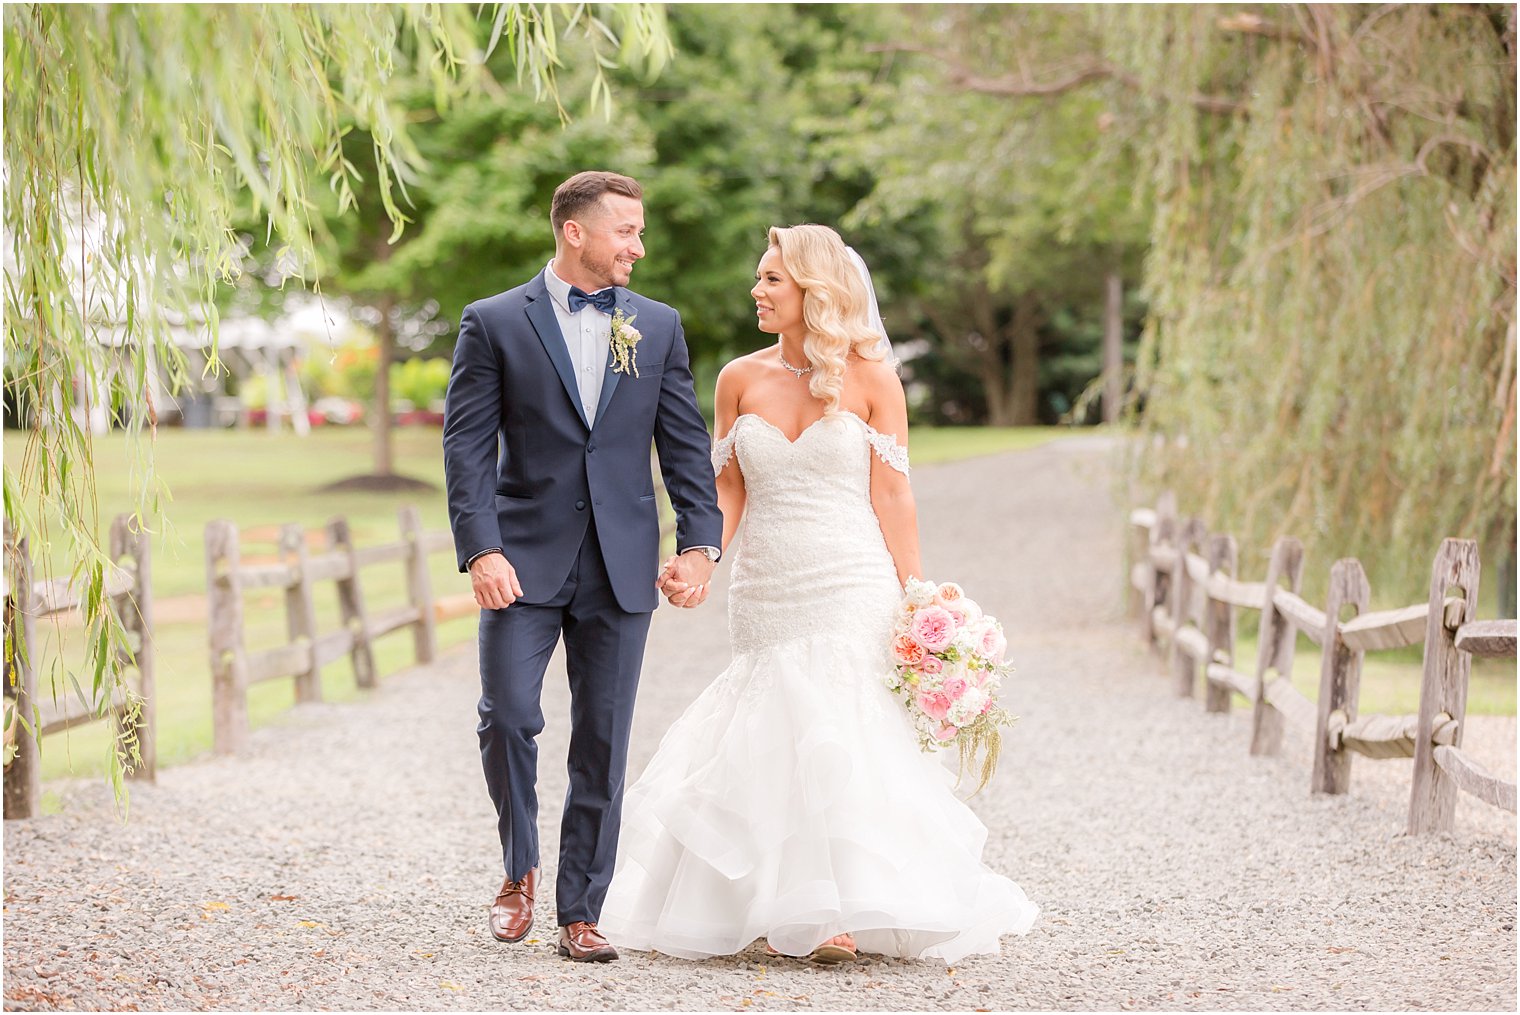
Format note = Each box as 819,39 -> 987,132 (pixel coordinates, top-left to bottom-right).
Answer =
489,868 -> 537,943
558,921 -> 618,962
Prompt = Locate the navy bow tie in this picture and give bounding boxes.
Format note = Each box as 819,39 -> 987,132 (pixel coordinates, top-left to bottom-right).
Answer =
567,285 -> 617,314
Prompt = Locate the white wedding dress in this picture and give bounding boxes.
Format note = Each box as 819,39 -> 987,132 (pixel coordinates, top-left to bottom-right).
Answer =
598,410 -> 1038,962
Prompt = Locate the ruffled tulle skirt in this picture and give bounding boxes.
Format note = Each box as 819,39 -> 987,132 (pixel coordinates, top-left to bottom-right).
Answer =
599,630 -> 1039,963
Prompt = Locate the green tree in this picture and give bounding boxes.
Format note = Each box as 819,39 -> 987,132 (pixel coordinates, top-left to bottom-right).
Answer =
3,3 -> 669,797
836,5 -> 1151,425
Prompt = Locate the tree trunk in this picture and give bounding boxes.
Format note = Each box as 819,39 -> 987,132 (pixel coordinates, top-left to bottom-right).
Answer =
1004,294 -> 1042,426
374,292 -> 396,477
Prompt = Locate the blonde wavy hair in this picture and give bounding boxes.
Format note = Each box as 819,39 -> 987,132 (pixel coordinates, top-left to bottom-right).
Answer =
767,224 -> 887,414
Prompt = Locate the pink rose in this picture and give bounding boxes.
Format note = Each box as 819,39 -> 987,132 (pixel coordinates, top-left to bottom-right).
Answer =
910,606 -> 956,652
918,655 -> 944,676
979,624 -> 1007,662
943,676 -> 968,699
915,690 -> 952,721
933,722 -> 959,742
944,604 -> 969,629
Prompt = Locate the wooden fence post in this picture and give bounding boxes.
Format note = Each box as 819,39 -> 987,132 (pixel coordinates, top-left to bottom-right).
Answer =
1311,558 -> 1369,795
110,515 -> 156,781
1407,539 -> 1481,835
1251,536 -> 1304,757
1172,517 -> 1207,696
4,522 -> 40,819
280,523 -> 322,704
1127,510 -> 1149,618
207,519 -> 249,755
1203,534 -> 1238,714
1143,491 -> 1177,649
401,506 -> 438,664
327,517 -> 376,689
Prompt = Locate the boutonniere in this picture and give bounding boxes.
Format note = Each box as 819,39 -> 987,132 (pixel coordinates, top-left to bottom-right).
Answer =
609,309 -> 642,377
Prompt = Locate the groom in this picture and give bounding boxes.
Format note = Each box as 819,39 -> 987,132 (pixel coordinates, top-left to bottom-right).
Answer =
442,170 -> 722,962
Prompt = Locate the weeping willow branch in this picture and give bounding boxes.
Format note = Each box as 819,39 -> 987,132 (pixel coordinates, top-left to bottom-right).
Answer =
1103,4 -> 1516,599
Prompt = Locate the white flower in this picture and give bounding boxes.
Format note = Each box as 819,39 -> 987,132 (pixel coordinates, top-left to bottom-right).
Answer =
904,578 -> 937,608
951,629 -> 979,656
948,687 -> 988,726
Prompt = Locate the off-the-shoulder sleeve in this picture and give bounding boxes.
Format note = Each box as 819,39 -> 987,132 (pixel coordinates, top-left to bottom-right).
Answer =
711,429 -> 739,477
863,425 -> 910,475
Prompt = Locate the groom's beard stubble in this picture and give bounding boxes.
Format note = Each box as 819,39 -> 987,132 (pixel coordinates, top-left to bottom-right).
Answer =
580,247 -> 630,290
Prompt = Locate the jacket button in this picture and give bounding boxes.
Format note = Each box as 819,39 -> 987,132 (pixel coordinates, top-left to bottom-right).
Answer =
575,500 -> 587,511
586,444 -> 596,454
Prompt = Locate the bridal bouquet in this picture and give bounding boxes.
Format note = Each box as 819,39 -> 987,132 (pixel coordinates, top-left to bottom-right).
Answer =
884,578 -> 1018,793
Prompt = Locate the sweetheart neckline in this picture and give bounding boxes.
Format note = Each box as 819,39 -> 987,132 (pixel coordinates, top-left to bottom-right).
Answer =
733,410 -> 871,445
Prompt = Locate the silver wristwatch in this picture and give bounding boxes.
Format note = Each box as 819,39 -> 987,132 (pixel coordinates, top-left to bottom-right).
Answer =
688,546 -> 720,563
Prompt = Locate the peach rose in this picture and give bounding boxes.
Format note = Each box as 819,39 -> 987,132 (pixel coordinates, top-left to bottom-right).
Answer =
892,633 -> 926,667
934,582 -> 965,608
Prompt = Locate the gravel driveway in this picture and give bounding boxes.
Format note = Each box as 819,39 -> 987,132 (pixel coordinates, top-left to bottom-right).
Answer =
4,438 -> 1515,1011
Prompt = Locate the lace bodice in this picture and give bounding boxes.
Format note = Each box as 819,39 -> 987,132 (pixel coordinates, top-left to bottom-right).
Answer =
710,411 -> 907,654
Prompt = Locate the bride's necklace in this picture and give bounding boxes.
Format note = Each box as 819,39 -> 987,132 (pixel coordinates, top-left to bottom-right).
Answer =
777,348 -> 813,379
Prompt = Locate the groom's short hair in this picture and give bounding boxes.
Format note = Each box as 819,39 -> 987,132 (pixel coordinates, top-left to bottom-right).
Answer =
552,171 -> 643,234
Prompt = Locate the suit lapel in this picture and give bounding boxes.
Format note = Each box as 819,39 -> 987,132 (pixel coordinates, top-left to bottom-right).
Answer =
591,289 -> 633,430
524,272 -> 591,431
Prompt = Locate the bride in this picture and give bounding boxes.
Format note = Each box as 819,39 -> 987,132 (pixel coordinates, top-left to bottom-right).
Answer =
597,224 -> 1038,964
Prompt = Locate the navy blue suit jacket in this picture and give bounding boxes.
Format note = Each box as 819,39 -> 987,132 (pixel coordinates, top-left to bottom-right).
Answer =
442,270 -> 723,614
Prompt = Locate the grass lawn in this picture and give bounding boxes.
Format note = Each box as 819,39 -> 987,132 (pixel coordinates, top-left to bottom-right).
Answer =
6,423 -> 1071,788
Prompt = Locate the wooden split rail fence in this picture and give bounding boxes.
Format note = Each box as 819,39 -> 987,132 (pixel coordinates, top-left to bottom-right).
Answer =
205,506 -> 472,756
1128,492 -> 1517,834
4,515 -> 155,819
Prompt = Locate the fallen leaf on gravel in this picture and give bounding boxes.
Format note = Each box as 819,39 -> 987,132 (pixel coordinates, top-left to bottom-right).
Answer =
411,951 -> 434,959
440,982 -> 463,991
1272,985 -> 1293,992
202,901 -> 230,912
270,894 -> 299,902
298,921 -> 325,929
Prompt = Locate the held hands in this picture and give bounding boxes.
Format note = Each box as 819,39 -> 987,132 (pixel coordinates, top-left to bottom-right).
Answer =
656,549 -> 717,608
470,551 -> 524,610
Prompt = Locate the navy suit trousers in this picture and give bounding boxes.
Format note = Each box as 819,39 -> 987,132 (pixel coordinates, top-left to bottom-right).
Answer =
475,521 -> 652,926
